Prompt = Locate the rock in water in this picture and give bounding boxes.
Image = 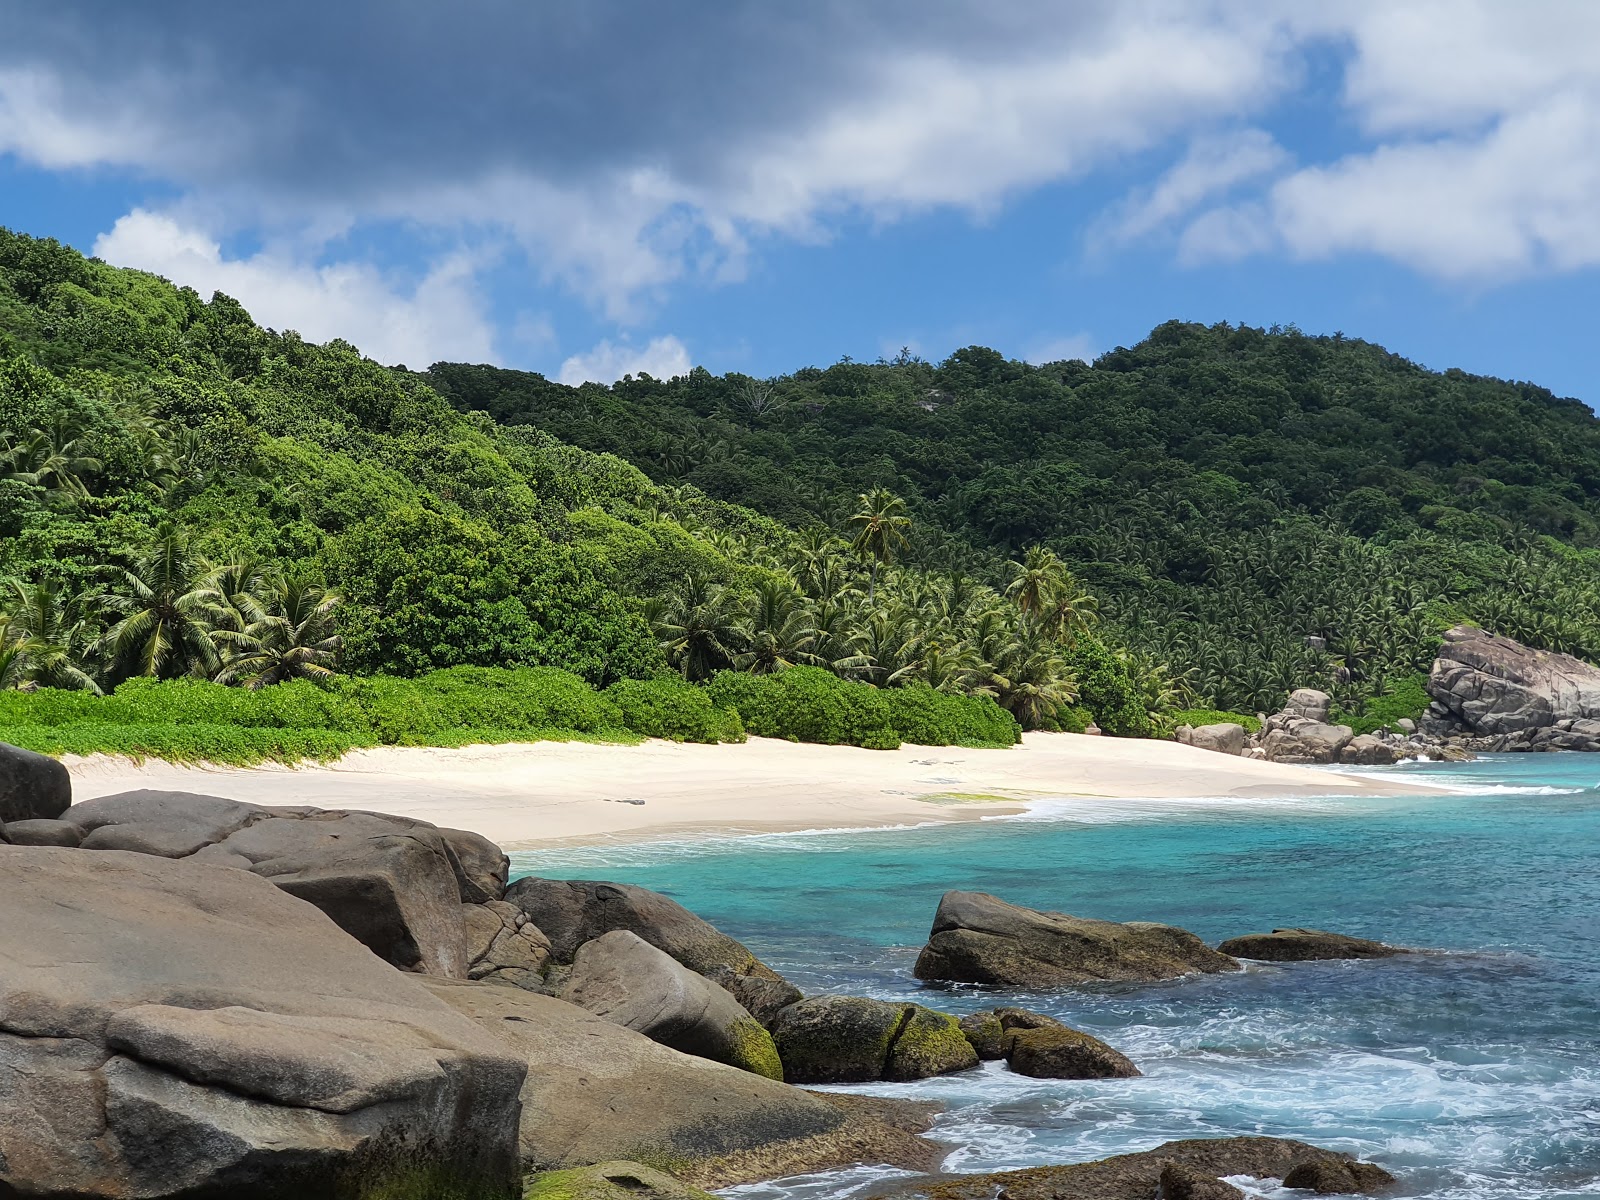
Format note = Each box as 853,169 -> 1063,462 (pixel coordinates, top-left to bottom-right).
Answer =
524,1161 -> 720,1200
1217,928 -> 1406,961
1159,1163 -> 1245,1199
913,891 -> 1240,986
0,846 -> 525,1200
505,876 -> 803,1018
1005,1026 -> 1140,1079
769,995 -> 977,1083
0,741 -> 70,824
1282,1158 -> 1398,1194
1429,624 -> 1600,738
873,1136 -> 1395,1200
423,978 -> 944,1189
561,930 -> 783,1078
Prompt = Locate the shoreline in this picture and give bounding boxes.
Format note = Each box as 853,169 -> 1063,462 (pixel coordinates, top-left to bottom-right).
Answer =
64,731 -> 1446,850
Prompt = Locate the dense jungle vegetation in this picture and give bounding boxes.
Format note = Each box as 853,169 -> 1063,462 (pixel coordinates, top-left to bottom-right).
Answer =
2,224 -> 1598,759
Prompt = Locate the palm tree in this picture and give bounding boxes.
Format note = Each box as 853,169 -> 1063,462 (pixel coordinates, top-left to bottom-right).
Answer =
213,575 -> 343,689
1006,546 -> 1098,644
847,488 -> 912,604
1,417 -> 103,497
654,574 -> 746,681
101,525 -> 228,680
0,579 -> 103,692
735,579 -> 817,674
993,633 -> 1079,730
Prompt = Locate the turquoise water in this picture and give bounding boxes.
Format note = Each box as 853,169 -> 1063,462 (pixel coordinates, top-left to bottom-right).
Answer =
510,756 -> 1600,1199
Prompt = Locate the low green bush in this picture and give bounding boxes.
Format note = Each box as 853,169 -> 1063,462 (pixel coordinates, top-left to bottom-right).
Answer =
604,677 -> 745,743
1054,705 -> 1095,734
1169,707 -> 1262,734
876,685 -> 1019,748
1333,673 -> 1432,735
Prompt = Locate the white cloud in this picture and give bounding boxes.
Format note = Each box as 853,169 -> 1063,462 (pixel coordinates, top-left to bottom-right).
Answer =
1025,333 -> 1098,365
1098,129 -> 1289,248
558,335 -> 691,386
92,209 -> 497,367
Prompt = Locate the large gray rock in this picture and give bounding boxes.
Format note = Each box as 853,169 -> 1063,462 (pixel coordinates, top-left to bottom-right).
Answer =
465,898 -> 555,988
1285,689 -> 1332,722
59,791 -> 504,977
914,891 -> 1240,986
505,877 -> 802,1020
1260,719 -> 1354,764
423,978 -> 944,1189
1217,928 -> 1406,961
1429,624 -> 1600,738
1340,733 -> 1401,765
1174,723 -> 1246,756
562,930 -> 782,1079
769,995 -> 977,1084
0,846 -> 525,1200
0,741 -> 70,824
875,1137 -> 1396,1200
1005,1025 -> 1140,1079
1,817 -> 81,846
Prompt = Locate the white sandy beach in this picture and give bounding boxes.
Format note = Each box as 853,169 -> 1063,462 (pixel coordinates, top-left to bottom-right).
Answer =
64,732 -> 1440,849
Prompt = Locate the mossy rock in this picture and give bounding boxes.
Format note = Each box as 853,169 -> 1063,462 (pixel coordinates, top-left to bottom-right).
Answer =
772,996 -> 977,1084
1005,1026 -> 1139,1079
524,1162 -> 717,1200
957,1010 -> 1007,1059
728,1014 -> 784,1080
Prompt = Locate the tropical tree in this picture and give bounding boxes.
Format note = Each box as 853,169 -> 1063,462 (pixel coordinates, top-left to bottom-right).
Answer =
735,579 -> 816,673
0,579 -> 103,692
213,575 -> 343,688
847,487 -> 912,604
101,525 -> 228,680
654,574 -> 746,681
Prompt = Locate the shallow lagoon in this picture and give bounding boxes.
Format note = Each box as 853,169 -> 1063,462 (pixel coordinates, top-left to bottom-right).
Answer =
513,755 -> 1600,1199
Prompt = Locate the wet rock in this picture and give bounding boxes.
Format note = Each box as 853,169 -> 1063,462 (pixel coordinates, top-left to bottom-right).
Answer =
0,846 -> 525,1200
425,978 -> 945,1189
873,1136 -> 1394,1200
0,740 -> 71,824
1005,1026 -> 1140,1079
1217,928 -> 1405,961
957,1010 -> 1007,1059
1282,1157 -> 1397,1194
913,890 -> 1240,986
561,930 -> 782,1079
1159,1163 -> 1244,1199
770,995 -> 977,1084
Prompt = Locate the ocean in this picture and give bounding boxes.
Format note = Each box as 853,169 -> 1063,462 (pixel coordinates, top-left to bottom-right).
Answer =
509,754 -> 1600,1199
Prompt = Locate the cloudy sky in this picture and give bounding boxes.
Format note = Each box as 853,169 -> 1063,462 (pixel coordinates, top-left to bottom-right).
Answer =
3,1 -> 1599,397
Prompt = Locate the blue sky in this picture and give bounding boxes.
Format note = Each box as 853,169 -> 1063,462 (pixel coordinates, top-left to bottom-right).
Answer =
3,2 -> 1599,403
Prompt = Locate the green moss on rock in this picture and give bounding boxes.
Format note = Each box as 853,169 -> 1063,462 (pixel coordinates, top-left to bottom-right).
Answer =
728,1014 -> 785,1080
887,1007 -> 979,1082
523,1162 -> 716,1200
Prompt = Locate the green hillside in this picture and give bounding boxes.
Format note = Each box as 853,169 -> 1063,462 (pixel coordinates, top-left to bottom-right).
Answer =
3,223 -> 1598,758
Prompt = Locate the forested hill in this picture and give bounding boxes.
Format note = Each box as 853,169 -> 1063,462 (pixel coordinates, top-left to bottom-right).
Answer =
425,328 -> 1600,713
2,222 -> 1598,749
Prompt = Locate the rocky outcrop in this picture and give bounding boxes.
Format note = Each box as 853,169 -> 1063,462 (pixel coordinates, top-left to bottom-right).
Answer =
1425,624 -> 1600,750
1,816 -> 81,845
1159,1163 -> 1244,1199
0,740 -> 70,824
57,789 -> 507,977
1005,1025 -> 1140,1079
1339,733 -> 1401,765
423,978 -> 944,1189
1282,1158 -> 1399,1193
505,876 -> 802,1021
1174,723 -> 1247,756
0,846 -> 526,1199
465,898 -> 555,986
913,891 -> 1240,986
561,930 -> 783,1079
1217,928 -> 1406,961
769,995 -> 977,1084
875,1136 -> 1396,1200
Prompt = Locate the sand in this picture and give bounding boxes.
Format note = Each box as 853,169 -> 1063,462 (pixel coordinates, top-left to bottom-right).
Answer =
63,732 -> 1441,849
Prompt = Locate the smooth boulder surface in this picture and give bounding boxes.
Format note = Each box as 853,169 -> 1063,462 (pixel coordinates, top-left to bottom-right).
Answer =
0,740 -> 70,824
1286,688 -> 1333,722
1005,1026 -> 1140,1079
1428,624 -> 1600,737
61,790 -> 507,976
914,891 -> 1240,986
1259,720 -> 1354,764
1218,928 -> 1405,961
876,1136 -> 1395,1200
1339,733 -> 1401,765
561,930 -> 783,1079
1175,723 -> 1247,756
423,979 -> 943,1189
770,995 -> 977,1084
0,847 -> 525,1200
1,817 -> 81,846
505,877 -> 802,1019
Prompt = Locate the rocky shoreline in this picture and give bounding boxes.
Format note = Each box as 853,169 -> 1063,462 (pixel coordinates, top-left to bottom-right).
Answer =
1,742 -> 1408,1198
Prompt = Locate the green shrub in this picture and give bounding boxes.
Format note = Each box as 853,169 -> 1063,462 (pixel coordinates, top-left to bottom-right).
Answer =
1333,673 -> 1432,735
1065,637 -> 1156,738
605,677 -> 745,743
0,723 -> 357,765
1170,708 -> 1262,734
330,667 -> 626,743
1054,705 -> 1095,734
877,685 -> 1019,748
